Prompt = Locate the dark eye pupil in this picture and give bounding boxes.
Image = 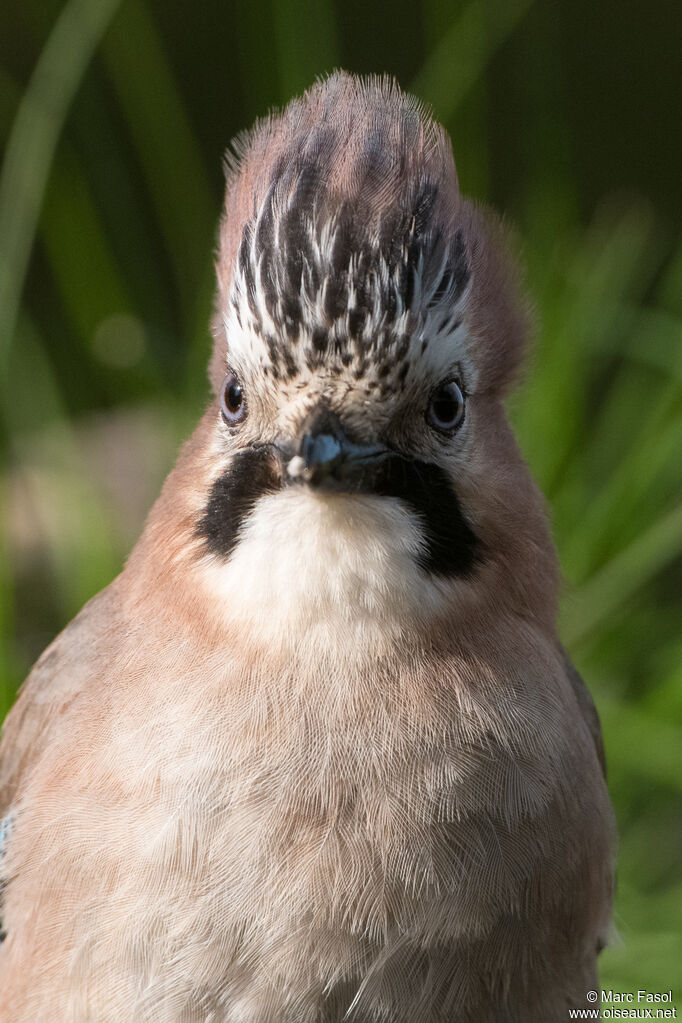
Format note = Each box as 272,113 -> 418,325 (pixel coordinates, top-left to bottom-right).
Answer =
428,380 -> 465,431
433,394 -> 457,420
220,372 -> 246,424
226,381 -> 242,412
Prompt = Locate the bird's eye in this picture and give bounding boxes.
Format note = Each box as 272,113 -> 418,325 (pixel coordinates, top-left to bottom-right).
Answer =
427,379 -> 466,433
220,372 -> 246,425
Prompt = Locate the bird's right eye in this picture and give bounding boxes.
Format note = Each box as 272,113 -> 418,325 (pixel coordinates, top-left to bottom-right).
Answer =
220,372 -> 247,425
427,378 -> 465,433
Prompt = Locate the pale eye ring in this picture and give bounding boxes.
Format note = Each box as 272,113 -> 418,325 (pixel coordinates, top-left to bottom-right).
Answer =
220,372 -> 246,425
427,379 -> 466,433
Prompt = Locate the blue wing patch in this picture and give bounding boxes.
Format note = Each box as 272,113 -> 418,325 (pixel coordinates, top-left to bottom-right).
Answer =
0,812 -> 13,944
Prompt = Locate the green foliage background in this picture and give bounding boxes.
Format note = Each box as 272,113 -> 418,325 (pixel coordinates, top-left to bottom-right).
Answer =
1,0 -> 680,1004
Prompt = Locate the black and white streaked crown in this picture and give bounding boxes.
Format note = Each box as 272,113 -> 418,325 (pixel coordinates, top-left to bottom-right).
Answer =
220,76 -> 473,394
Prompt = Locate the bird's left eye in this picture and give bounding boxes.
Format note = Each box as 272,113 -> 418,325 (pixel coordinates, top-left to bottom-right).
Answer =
220,372 -> 247,425
427,379 -> 466,433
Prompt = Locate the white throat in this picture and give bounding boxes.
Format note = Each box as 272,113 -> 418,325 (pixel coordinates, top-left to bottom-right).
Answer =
196,488 -> 450,656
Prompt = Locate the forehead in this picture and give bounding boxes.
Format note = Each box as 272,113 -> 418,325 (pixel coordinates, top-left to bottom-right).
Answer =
222,163 -> 472,393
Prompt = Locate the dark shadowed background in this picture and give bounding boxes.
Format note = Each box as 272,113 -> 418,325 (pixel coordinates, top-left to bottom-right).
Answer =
1,0 -> 680,1001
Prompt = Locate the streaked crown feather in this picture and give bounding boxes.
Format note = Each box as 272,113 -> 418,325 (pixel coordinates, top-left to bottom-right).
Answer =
212,72 -> 529,397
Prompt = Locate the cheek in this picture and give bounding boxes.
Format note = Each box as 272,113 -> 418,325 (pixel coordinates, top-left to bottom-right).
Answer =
195,447 -> 282,560
370,455 -> 481,577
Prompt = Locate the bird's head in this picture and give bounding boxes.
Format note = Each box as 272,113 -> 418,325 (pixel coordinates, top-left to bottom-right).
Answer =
140,74 -> 559,656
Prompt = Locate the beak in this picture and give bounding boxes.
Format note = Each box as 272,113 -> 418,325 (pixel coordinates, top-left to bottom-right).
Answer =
286,408 -> 388,488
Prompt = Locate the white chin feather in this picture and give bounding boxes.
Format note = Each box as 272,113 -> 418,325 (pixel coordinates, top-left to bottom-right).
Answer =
285,454 -> 307,479
197,488 -> 449,654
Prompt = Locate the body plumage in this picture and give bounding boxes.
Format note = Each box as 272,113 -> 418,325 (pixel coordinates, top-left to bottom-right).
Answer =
0,73 -> 614,1021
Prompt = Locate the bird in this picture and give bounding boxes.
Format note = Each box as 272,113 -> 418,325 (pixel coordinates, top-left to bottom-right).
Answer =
0,72 -> 614,1022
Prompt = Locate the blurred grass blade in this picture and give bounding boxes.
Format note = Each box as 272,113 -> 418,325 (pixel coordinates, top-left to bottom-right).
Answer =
41,149 -> 133,348
561,376 -> 682,580
103,0 -> 216,365
0,0 -> 122,378
658,237 -> 682,315
601,698 -> 682,793
562,502 -> 682,647
411,0 -> 536,122
516,205 -> 659,496
624,304 -> 682,378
